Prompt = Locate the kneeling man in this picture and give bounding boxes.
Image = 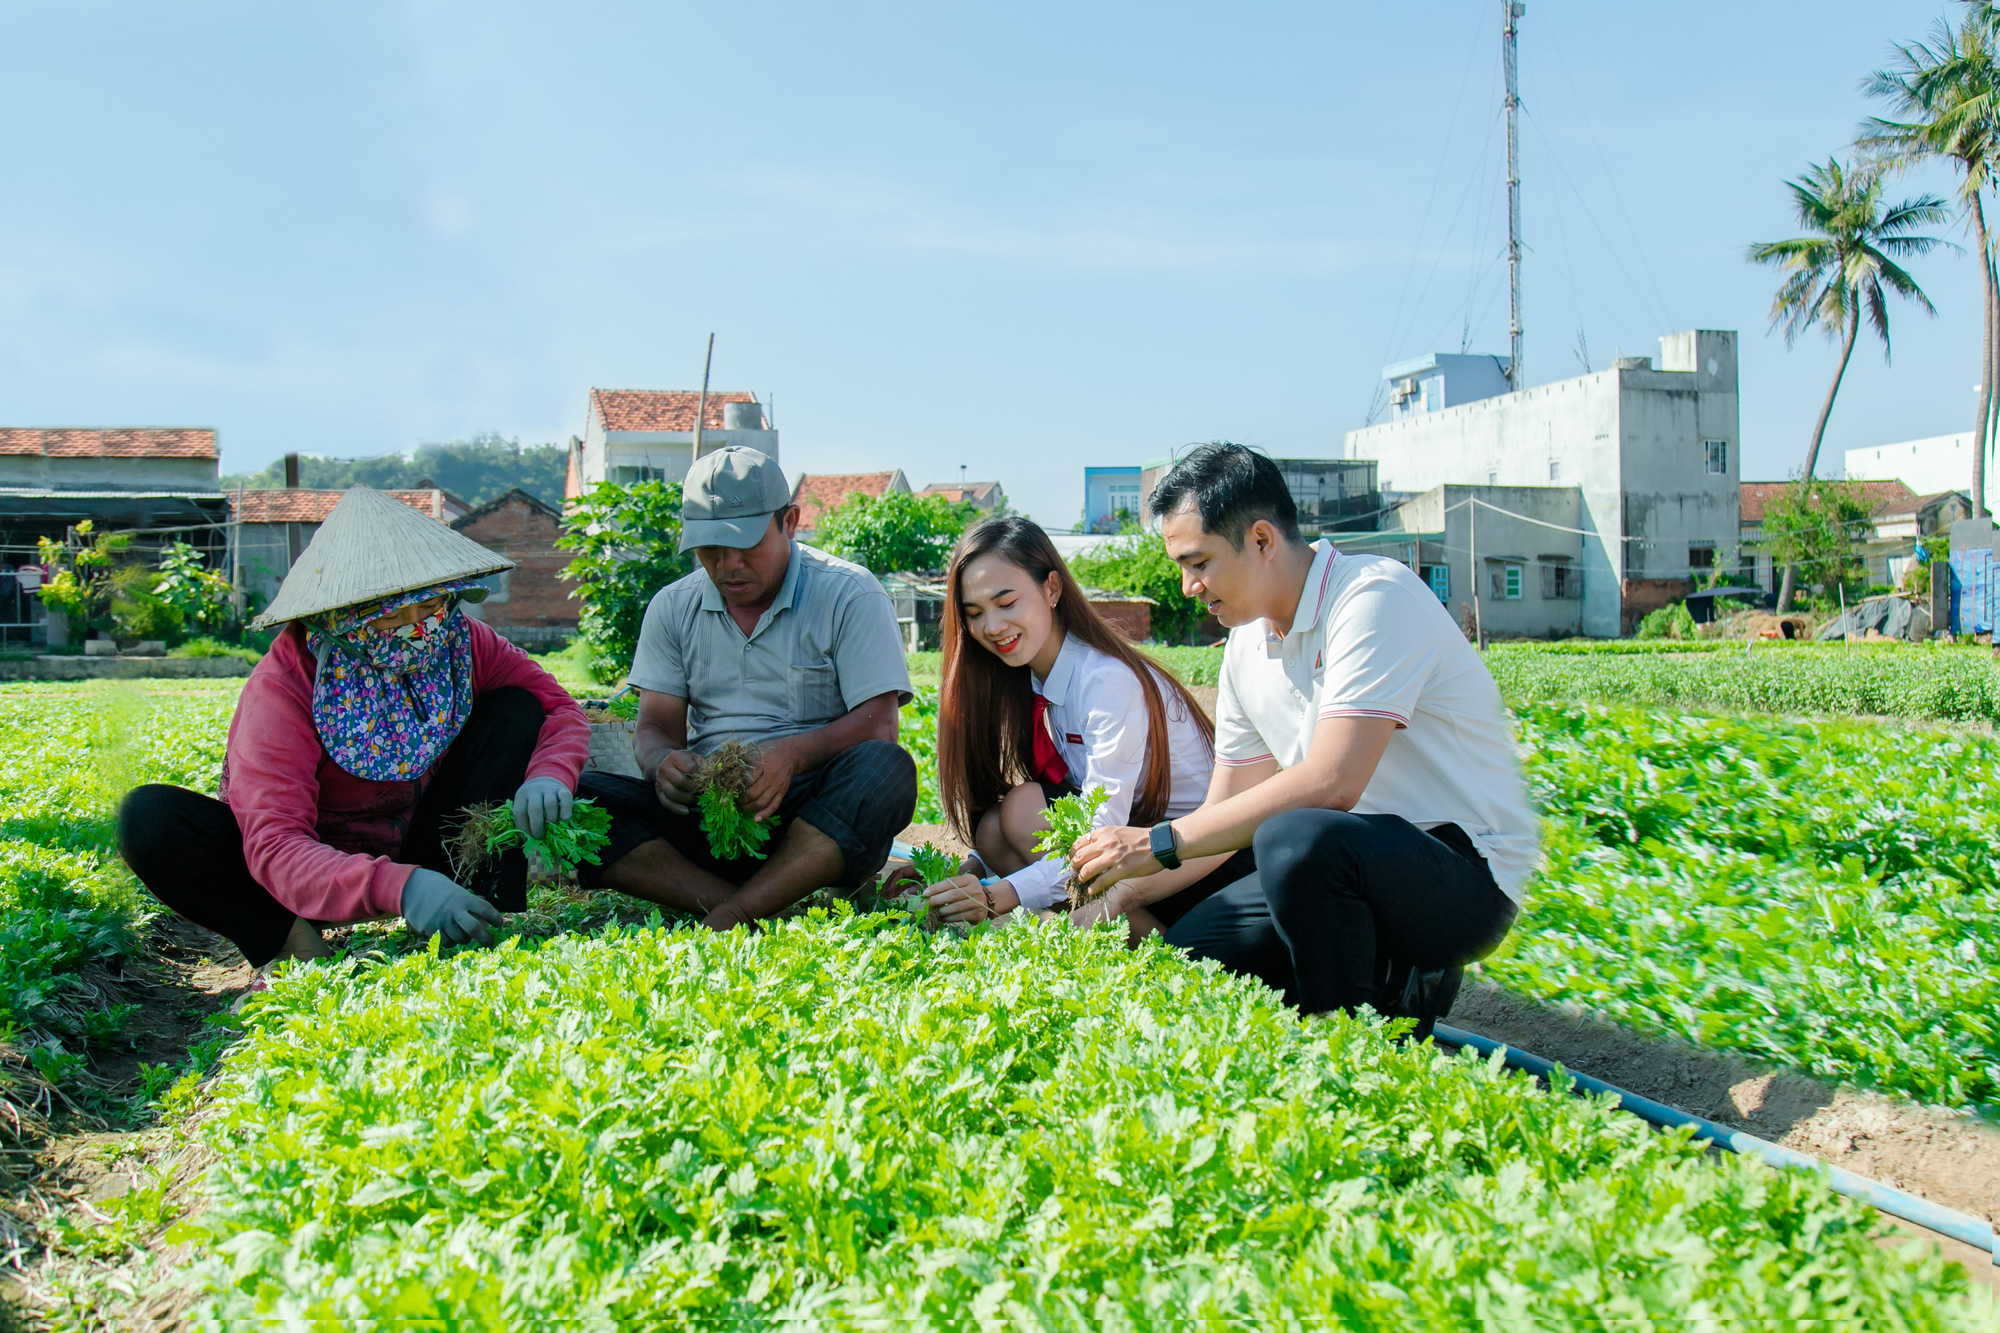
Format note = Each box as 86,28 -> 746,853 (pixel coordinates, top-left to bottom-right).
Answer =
580,446 -> 918,928
1071,444 -> 1537,1033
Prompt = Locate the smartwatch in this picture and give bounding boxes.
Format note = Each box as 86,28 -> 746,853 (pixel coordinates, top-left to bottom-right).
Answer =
1149,821 -> 1182,871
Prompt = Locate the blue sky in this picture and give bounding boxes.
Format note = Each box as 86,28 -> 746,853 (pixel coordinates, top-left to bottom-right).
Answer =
0,1 -> 1983,525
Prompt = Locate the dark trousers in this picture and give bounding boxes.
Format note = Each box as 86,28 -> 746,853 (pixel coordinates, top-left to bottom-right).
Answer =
580,738 -> 918,891
118,686 -> 547,968
1163,809 -> 1518,1015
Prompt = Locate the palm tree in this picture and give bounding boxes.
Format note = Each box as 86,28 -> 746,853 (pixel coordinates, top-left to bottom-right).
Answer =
1861,3 -> 2000,518
1746,159 -> 1949,611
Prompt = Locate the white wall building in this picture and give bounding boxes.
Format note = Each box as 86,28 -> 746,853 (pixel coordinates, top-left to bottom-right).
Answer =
1844,432 -> 1992,513
570,389 -> 778,494
1343,330 -> 1740,636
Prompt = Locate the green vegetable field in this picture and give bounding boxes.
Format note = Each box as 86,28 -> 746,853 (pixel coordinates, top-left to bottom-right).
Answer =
3,653 -> 1999,1321
1486,641 -> 2000,724
1491,703 -> 2000,1107
192,914 -> 1976,1324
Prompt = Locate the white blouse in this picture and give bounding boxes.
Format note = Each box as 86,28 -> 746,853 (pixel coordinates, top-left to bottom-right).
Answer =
1001,636 -> 1215,911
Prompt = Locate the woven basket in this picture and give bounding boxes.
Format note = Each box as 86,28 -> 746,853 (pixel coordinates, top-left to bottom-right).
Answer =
586,719 -> 642,778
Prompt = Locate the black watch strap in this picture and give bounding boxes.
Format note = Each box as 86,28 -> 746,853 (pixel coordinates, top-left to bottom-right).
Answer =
1149,821 -> 1181,871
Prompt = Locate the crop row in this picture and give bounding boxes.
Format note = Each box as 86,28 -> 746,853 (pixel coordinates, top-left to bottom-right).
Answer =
0,683 -> 233,1091
186,911 -> 1983,1324
1486,642 -> 2000,723
1491,702 -> 2000,1107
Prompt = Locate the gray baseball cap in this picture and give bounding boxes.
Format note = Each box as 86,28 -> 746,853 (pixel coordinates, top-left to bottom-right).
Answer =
679,446 -> 793,553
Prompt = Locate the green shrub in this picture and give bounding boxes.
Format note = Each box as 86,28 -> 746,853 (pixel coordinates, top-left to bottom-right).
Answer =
558,480 -> 688,678
814,490 -> 973,574
188,912 -> 1981,1324
1632,601 -> 1697,641
1068,535 -> 1207,644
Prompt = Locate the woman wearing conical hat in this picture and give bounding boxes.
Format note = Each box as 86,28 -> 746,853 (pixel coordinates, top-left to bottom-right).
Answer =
117,486 -> 590,977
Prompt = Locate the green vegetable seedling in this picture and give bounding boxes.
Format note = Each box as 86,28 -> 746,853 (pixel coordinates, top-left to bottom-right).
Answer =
906,843 -> 958,885
450,798 -> 613,880
694,740 -> 776,862
1032,785 -> 1108,909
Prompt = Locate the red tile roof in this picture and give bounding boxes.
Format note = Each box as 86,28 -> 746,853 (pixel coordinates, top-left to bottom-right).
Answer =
0,427 -> 216,460
590,389 -> 760,433
791,471 -> 908,528
1740,479 -> 1915,523
233,488 -> 456,524
918,481 -> 1004,505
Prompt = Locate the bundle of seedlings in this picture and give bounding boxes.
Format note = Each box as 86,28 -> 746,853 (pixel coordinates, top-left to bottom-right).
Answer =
692,739 -> 776,861
1032,785 -> 1110,910
449,797 -> 614,882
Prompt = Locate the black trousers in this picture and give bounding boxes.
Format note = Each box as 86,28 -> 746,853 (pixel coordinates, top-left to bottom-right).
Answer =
118,686 -> 547,968
1163,809 -> 1518,1015
580,738 -> 918,892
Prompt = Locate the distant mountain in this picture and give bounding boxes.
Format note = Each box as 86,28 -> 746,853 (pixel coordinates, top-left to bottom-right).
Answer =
221,434 -> 568,508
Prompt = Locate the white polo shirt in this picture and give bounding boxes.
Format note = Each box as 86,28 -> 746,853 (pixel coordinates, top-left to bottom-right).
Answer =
1213,541 -> 1539,902
1001,635 -> 1215,912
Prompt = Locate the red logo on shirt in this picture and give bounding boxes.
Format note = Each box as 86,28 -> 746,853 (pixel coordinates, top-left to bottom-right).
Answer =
1065,733 -> 1084,744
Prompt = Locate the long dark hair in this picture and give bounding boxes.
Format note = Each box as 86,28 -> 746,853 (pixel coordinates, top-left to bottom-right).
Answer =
937,516 -> 1214,845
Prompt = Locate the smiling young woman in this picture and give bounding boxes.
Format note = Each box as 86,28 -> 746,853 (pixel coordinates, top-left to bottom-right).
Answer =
921,516 -> 1249,935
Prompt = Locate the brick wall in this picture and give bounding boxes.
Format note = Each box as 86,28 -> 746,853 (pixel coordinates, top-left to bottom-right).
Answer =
1620,578 -> 1691,635
455,495 -> 577,633
1090,599 -> 1152,643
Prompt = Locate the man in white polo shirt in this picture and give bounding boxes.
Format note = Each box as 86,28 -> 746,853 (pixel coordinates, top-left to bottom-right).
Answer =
1070,444 -> 1536,1036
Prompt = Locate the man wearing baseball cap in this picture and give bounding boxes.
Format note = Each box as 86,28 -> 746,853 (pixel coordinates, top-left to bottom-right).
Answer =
577,446 -> 918,927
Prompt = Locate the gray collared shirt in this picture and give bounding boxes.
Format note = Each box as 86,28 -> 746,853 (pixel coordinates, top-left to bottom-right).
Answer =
630,541 -> 912,754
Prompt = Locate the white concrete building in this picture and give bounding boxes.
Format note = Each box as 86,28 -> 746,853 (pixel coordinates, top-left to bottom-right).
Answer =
1343,330 -> 1740,636
1844,432 -> 1992,513
568,389 -> 778,496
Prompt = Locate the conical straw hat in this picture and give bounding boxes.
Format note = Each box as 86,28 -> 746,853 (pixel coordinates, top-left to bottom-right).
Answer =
251,485 -> 516,628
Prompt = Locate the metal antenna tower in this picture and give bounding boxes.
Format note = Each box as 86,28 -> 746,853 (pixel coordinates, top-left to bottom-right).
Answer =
1503,1 -> 1524,390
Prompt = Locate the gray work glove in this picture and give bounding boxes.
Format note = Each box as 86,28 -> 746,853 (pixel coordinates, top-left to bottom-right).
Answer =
401,868 -> 503,947
511,776 -> 573,840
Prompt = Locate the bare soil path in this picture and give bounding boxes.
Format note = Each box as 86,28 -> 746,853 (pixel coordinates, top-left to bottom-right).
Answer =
1449,981 -> 2000,1288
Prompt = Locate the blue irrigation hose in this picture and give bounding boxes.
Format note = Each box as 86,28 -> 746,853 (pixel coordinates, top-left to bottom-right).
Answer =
1433,1023 -> 1998,1265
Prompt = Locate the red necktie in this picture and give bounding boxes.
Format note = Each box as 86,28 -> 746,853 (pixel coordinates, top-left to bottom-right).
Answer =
1032,694 -> 1070,786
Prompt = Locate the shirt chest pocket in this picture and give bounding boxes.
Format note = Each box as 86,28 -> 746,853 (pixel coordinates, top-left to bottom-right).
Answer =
790,658 -> 844,720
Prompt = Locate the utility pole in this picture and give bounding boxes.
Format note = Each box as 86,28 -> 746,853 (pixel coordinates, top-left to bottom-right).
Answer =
1470,499 -> 1484,649
691,333 -> 715,461
1503,0 -> 1525,391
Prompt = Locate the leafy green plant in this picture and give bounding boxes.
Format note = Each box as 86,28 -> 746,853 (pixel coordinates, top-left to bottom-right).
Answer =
557,480 -> 689,681
184,913 -> 1982,1325
813,489 -> 973,574
1032,785 -> 1108,907
1632,601 -> 1697,641
36,520 -> 133,634
693,740 -> 774,861
449,799 -> 614,879
905,843 -> 957,884
1068,535 -> 1207,643
152,541 -> 236,636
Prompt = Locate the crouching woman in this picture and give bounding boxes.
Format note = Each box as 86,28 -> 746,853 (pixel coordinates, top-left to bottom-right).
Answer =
916,516 -> 1249,936
118,486 -> 590,976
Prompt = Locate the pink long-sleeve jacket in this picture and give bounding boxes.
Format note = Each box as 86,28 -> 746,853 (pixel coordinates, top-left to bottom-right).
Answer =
217,618 -> 591,923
